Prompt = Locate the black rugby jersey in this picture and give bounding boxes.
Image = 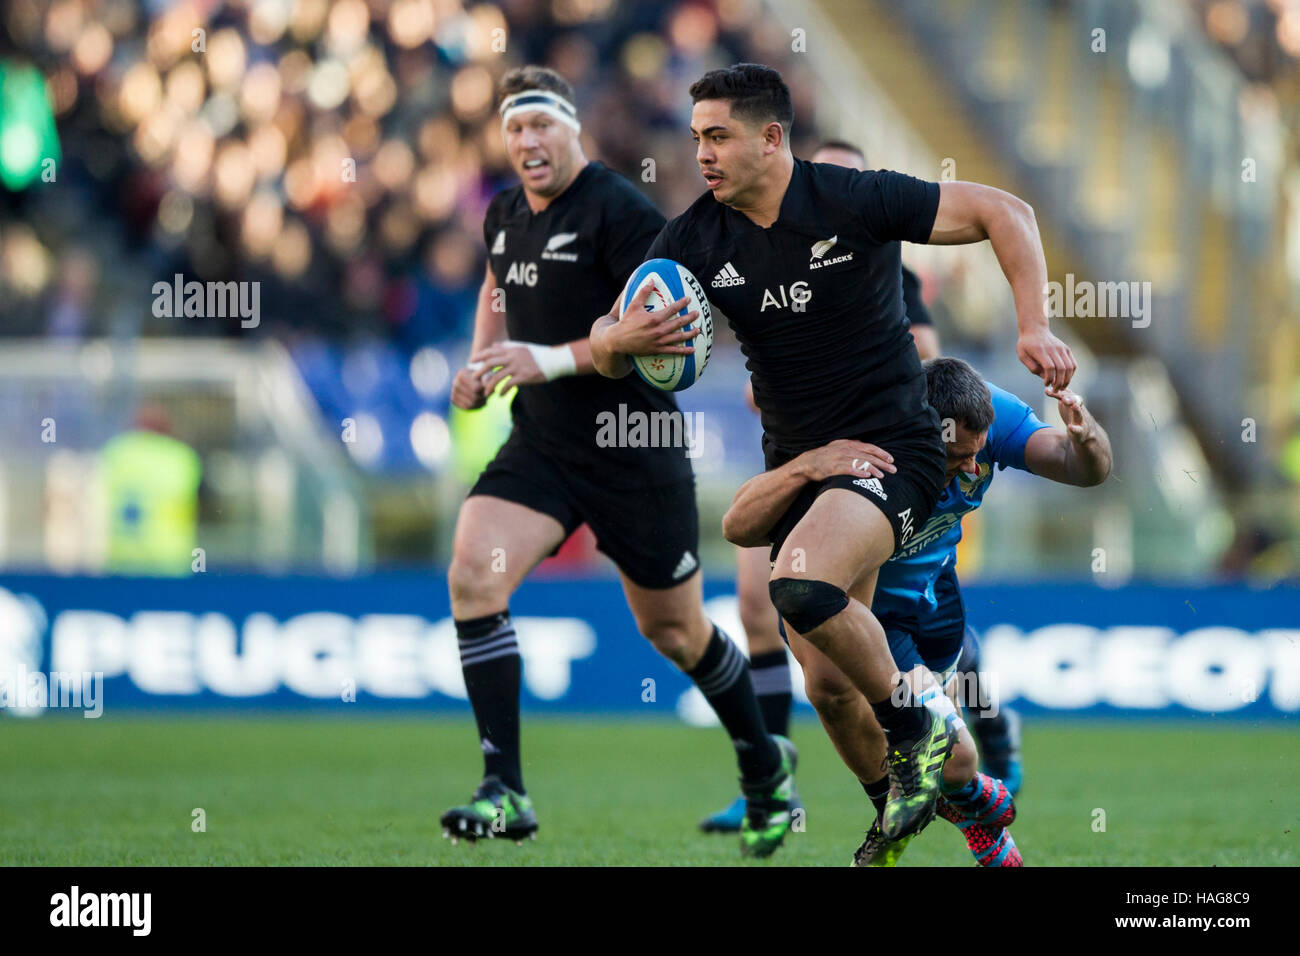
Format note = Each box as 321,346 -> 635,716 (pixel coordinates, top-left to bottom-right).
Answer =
645,159 -> 942,455
483,161 -> 692,487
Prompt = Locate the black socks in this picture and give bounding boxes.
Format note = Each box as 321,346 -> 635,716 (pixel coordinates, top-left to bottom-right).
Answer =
871,680 -> 929,742
862,775 -> 891,817
455,610 -> 524,794
688,626 -> 781,780
749,649 -> 793,738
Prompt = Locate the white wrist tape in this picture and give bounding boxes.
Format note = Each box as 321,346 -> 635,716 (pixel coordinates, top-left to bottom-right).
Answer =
512,340 -> 576,381
470,340 -> 576,382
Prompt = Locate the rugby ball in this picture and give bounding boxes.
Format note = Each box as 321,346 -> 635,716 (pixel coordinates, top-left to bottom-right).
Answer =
617,258 -> 713,391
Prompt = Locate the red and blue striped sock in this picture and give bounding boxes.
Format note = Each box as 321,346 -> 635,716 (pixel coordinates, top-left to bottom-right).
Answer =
937,798 -> 1023,867
941,771 -> 1016,828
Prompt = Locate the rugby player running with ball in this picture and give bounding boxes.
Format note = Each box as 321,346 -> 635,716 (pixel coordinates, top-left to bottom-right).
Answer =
699,137 -> 942,834
591,64 -> 1076,839
700,139 -> 1029,833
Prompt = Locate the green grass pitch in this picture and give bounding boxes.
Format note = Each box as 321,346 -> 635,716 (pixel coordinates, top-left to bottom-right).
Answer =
2,715 -> 1294,866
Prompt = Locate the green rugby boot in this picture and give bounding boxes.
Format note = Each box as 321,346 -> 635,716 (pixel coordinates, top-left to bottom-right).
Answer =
739,736 -> 800,859
440,775 -> 538,845
851,816 -> 914,867
880,706 -> 955,840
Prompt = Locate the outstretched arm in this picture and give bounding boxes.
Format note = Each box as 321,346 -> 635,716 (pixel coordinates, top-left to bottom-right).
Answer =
928,181 -> 1077,390
1022,387 -> 1112,487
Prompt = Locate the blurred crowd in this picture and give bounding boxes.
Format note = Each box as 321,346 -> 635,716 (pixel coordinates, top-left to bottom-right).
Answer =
0,0 -> 821,348
2,0 -> 1297,577
1190,0 -> 1300,85
4,0 -> 1294,347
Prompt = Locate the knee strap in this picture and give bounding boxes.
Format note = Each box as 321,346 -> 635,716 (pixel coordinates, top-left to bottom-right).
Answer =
768,578 -> 849,635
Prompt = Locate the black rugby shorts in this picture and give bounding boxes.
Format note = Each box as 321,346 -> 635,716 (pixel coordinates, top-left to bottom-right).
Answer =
763,421 -> 946,562
468,431 -> 701,590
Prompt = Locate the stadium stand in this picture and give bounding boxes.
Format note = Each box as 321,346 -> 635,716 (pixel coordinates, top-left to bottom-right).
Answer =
1,0 -> 1296,579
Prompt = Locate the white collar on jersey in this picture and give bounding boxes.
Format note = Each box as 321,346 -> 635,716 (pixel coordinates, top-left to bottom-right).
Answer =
499,90 -> 581,133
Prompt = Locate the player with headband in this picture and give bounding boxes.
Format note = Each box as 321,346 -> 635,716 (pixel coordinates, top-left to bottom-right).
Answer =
440,66 -> 800,859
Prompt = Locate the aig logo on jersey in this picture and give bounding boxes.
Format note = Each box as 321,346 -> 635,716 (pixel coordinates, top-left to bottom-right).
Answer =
809,234 -> 853,270
542,232 -> 579,262
760,281 -> 811,312
504,262 -> 538,286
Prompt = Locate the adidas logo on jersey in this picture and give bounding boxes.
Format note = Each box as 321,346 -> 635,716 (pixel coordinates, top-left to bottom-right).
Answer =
712,262 -> 746,288
491,230 -> 506,255
809,233 -> 854,270
541,231 -> 579,262
672,550 -> 699,580
852,476 -> 888,501
481,737 -> 501,755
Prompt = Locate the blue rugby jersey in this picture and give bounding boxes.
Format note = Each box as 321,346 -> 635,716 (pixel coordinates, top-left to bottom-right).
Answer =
873,383 -> 1051,629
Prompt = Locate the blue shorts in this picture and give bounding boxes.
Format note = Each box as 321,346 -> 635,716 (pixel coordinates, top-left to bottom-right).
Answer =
882,626 -> 963,685
875,563 -> 967,684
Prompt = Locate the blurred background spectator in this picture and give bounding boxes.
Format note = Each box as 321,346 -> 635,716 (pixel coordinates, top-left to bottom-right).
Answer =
1,0 -> 1296,581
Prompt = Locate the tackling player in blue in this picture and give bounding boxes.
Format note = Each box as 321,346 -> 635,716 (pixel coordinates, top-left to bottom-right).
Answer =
721,356 -> 1112,865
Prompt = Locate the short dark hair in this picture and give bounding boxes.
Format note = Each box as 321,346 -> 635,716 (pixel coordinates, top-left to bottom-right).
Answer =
498,65 -> 574,106
924,357 -> 995,433
814,139 -> 866,164
689,63 -> 793,132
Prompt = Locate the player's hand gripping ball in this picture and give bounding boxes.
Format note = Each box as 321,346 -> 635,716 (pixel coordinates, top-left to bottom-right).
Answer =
617,258 -> 714,391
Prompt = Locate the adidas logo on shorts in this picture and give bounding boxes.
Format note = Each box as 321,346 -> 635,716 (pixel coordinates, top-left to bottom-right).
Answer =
672,550 -> 699,580
712,262 -> 745,288
853,477 -> 888,501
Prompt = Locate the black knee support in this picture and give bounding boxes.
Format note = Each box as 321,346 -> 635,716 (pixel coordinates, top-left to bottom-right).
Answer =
768,578 -> 849,635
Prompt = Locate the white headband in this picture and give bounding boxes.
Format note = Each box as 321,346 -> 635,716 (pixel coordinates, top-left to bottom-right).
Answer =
499,90 -> 581,133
